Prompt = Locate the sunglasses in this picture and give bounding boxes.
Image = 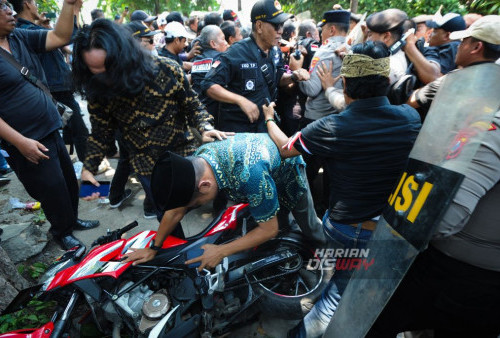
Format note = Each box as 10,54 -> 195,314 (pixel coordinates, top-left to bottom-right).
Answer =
142,38 -> 154,45
0,1 -> 13,11
268,22 -> 284,31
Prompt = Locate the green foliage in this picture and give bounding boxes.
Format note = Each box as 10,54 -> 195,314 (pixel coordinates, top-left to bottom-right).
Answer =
0,299 -> 55,334
29,262 -> 48,279
465,0 -> 500,14
32,209 -> 46,226
17,262 -> 48,279
280,0 -> 467,22
37,0 -> 60,14
17,264 -> 25,275
96,0 -> 220,19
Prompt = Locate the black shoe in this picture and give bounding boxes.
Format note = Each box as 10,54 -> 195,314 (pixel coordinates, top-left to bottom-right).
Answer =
144,210 -> 157,219
0,167 -> 12,175
75,219 -> 100,230
54,234 -> 83,250
0,175 -> 10,186
109,189 -> 132,208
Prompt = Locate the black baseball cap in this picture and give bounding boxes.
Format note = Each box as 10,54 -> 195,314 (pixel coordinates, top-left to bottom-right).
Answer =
426,13 -> 466,32
151,152 -> 196,213
126,21 -> 159,38
131,10 -> 157,23
223,9 -> 238,22
318,10 -> 351,27
166,11 -> 184,24
251,0 -> 292,24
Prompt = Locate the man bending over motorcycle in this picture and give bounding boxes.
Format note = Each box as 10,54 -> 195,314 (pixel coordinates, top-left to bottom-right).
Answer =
123,133 -> 326,270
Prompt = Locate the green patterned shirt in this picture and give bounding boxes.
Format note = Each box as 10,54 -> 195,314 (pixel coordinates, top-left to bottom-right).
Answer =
195,133 -> 307,222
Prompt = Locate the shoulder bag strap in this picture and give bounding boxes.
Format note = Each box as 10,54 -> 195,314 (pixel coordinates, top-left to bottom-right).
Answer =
0,46 -> 55,102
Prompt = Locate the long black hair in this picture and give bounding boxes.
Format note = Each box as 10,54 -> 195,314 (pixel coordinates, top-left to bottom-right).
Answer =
72,19 -> 155,103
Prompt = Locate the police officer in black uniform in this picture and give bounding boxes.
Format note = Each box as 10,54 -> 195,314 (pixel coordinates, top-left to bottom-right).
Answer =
201,0 -> 310,133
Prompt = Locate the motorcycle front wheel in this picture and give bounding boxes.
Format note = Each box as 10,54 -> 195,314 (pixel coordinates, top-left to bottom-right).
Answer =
253,234 -> 333,320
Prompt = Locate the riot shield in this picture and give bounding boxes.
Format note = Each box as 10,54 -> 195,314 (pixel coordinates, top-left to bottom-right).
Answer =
324,64 -> 500,338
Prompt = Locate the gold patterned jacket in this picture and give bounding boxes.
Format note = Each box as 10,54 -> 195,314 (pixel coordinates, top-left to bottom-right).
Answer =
83,57 -> 214,176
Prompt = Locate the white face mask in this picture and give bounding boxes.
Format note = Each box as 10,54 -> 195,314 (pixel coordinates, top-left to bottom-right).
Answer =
150,48 -> 159,57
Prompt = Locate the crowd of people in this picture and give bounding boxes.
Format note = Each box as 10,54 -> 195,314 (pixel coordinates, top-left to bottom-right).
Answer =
0,0 -> 499,336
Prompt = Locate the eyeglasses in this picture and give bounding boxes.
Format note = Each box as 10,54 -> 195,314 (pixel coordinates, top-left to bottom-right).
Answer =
0,1 -> 13,12
142,38 -> 154,45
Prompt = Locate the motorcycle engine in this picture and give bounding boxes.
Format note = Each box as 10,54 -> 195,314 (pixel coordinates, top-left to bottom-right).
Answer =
138,289 -> 171,333
102,282 -> 171,334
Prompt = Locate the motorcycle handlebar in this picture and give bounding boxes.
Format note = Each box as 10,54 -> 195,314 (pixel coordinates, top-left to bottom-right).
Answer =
119,221 -> 139,237
91,221 -> 139,247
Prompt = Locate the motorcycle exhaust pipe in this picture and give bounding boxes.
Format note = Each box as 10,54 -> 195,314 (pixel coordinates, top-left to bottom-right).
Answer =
51,292 -> 79,338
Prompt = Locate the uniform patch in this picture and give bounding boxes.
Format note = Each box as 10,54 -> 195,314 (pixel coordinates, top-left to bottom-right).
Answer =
212,60 -> 221,68
274,1 -> 282,10
309,56 -> 320,73
240,63 -> 257,69
192,58 -> 213,73
310,44 -> 319,52
489,123 -> 497,131
245,79 -> 256,91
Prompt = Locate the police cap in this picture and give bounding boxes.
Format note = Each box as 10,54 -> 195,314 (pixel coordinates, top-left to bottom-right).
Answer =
366,9 -> 408,33
412,14 -> 433,25
126,21 -> 159,38
318,10 -> 351,27
426,13 -> 466,32
251,0 -> 291,24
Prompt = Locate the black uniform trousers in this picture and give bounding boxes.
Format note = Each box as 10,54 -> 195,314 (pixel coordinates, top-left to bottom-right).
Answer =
109,133 -> 155,213
4,131 -> 78,237
52,91 -> 89,161
366,246 -> 500,338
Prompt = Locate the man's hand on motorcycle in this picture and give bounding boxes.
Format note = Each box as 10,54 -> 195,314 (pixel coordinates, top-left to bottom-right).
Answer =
185,244 -> 224,272
122,248 -> 157,265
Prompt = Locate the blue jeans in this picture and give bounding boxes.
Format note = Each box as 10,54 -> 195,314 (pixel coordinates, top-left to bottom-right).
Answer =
292,210 -> 374,338
0,148 -> 8,169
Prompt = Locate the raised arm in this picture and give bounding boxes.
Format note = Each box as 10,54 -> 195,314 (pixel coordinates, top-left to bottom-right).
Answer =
45,0 -> 78,51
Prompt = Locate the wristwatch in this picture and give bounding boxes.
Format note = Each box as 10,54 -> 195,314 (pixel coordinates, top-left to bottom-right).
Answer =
150,244 -> 162,251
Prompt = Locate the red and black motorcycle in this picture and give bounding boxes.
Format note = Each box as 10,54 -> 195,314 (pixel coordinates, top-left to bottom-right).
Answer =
1,203 -> 330,338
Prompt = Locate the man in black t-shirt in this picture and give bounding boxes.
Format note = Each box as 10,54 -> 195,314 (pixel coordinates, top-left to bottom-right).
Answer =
0,0 -> 99,250
265,41 -> 421,337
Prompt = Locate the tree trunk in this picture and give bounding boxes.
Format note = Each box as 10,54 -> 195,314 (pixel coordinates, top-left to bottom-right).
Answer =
350,0 -> 359,13
154,0 -> 160,14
